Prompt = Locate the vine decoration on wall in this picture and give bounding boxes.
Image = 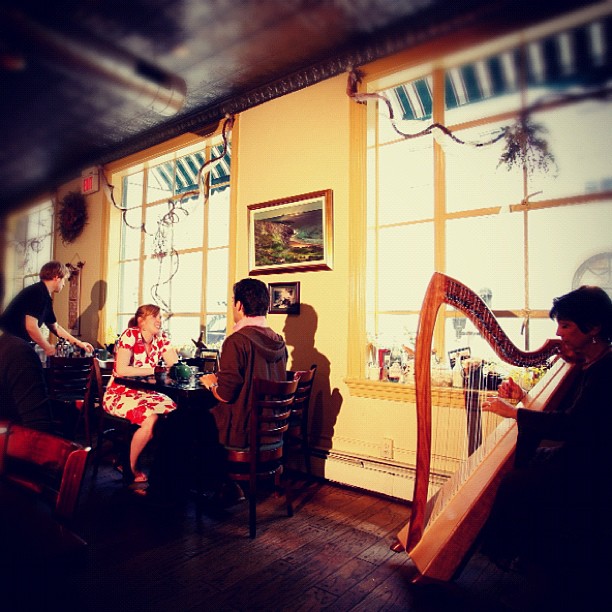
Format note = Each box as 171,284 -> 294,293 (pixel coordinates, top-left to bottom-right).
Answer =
101,114 -> 234,319
347,68 -> 611,174
58,190 -> 88,244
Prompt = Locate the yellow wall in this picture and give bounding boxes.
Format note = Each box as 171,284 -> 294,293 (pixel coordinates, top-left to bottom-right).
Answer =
53,178 -> 108,349
46,73 -> 417,498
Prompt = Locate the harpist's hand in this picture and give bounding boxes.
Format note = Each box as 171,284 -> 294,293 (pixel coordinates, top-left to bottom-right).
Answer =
497,377 -> 524,403
482,395 -> 518,419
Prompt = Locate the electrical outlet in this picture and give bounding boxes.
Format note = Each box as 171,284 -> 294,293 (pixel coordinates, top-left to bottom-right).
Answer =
381,437 -> 394,459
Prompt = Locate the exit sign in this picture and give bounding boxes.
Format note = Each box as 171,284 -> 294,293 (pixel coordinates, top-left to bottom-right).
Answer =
81,167 -> 100,195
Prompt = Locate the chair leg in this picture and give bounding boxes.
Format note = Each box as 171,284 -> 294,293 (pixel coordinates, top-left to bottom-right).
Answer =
249,482 -> 257,539
277,468 -> 293,517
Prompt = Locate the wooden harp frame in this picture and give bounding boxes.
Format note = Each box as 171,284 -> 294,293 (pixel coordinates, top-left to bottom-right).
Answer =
396,272 -> 577,582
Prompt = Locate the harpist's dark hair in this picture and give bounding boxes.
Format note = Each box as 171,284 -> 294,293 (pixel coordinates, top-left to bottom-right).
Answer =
233,278 -> 269,317
550,286 -> 612,342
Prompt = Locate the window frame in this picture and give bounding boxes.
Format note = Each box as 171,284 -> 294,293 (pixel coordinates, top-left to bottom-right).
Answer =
104,131 -> 233,351
347,4 -> 612,395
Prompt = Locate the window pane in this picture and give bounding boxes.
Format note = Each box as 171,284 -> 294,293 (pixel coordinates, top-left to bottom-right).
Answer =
206,314 -> 227,349
119,260 -> 139,313
446,121 -> 523,213
446,214 -> 524,309
444,51 -> 522,125
172,196 -> 204,250
144,202 -> 170,255
528,200 -> 612,309
377,223 -> 434,311
376,314 -> 419,349
166,316 -> 200,349
378,136 -> 434,223
121,214 -> 141,260
175,152 -> 203,195
147,162 -> 173,203
445,315 -> 528,362
122,172 -> 144,208
206,248 -> 229,312
171,251 -> 202,312
142,255 -> 173,307
208,187 -> 230,248
528,102 -> 612,200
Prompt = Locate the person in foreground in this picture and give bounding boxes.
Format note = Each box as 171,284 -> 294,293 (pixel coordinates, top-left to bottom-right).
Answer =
0,261 -> 93,356
481,285 -> 612,606
200,278 -> 288,503
103,304 -> 179,484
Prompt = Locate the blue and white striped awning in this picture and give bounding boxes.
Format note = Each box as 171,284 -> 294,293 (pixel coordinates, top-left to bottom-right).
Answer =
151,144 -> 231,197
390,16 -> 611,121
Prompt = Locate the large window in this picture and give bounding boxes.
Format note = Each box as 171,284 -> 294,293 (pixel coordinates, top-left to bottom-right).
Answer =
110,136 -> 231,351
3,199 -> 54,302
364,9 -> 612,375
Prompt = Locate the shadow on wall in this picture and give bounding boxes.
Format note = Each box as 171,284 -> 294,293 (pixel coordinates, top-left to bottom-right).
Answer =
282,303 -> 342,452
74,280 -> 107,348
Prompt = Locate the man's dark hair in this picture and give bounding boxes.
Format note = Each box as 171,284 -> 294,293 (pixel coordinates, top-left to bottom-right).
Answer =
233,278 -> 269,317
550,285 -> 612,342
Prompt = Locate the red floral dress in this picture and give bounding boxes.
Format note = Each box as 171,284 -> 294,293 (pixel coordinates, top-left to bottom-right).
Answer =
103,327 -> 177,425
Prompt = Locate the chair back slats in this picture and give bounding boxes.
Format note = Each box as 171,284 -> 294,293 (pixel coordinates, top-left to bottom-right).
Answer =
285,364 -> 317,472
47,356 -> 95,444
224,377 -> 299,538
0,421 -> 90,522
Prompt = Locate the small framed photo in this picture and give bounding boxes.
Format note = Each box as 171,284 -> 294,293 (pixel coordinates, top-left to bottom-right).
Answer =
268,282 -> 300,314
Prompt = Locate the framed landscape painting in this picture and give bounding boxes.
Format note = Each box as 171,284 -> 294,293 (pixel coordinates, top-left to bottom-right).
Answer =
248,189 -> 333,275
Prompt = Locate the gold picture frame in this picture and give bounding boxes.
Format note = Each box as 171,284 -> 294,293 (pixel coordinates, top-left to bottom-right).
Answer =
248,189 -> 333,275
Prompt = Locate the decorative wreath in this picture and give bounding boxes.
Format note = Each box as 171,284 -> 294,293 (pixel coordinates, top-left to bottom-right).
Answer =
58,191 -> 88,243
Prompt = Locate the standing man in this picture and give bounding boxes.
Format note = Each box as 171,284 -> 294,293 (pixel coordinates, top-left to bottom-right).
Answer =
0,261 -> 93,356
0,272 -> 52,431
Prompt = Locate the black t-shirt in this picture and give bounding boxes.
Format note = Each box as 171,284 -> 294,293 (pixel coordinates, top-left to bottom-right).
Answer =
0,281 -> 56,342
0,331 -> 52,431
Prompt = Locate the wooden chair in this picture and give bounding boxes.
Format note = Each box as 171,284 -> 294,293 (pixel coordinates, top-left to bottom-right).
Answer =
0,421 -> 90,569
225,377 -> 299,538
91,358 -> 138,482
286,364 -> 317,474
46,356 -> 95,445
0,421 -> 90,522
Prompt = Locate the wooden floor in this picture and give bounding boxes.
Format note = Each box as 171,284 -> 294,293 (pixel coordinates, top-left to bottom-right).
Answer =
4,460 -> 555,612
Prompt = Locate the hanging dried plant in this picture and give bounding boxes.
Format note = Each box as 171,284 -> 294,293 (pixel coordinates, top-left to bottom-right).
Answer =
498,115 -> 557,175
58,191 -> 88,243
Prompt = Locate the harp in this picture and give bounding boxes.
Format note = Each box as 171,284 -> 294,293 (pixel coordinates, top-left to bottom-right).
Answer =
395,273 -> 577,582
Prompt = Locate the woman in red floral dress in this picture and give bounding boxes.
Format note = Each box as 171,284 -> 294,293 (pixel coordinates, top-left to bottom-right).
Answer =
103,304 -> 178,483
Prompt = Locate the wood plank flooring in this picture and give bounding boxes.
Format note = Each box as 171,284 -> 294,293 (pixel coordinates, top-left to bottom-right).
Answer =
3,461 -> 552,612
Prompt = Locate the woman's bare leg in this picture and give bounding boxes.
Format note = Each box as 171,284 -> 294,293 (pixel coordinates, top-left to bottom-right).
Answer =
130,413 -> 158,476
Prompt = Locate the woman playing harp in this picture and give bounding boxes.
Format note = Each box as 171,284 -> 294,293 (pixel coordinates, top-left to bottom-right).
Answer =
479,285 -> 612,605
393,273 -> 577,582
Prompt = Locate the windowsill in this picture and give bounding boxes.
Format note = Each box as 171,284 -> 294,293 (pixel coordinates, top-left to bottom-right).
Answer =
345,378 -> 417,402
346,378 -> 466,407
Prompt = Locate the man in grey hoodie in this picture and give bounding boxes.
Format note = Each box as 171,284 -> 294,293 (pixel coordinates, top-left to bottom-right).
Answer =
201,277 -> 288,448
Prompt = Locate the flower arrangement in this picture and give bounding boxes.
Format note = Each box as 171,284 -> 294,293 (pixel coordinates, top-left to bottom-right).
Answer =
508,364 -> 549,392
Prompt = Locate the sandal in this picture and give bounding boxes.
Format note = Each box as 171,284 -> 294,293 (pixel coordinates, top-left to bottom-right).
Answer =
115,464 -> 148,483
